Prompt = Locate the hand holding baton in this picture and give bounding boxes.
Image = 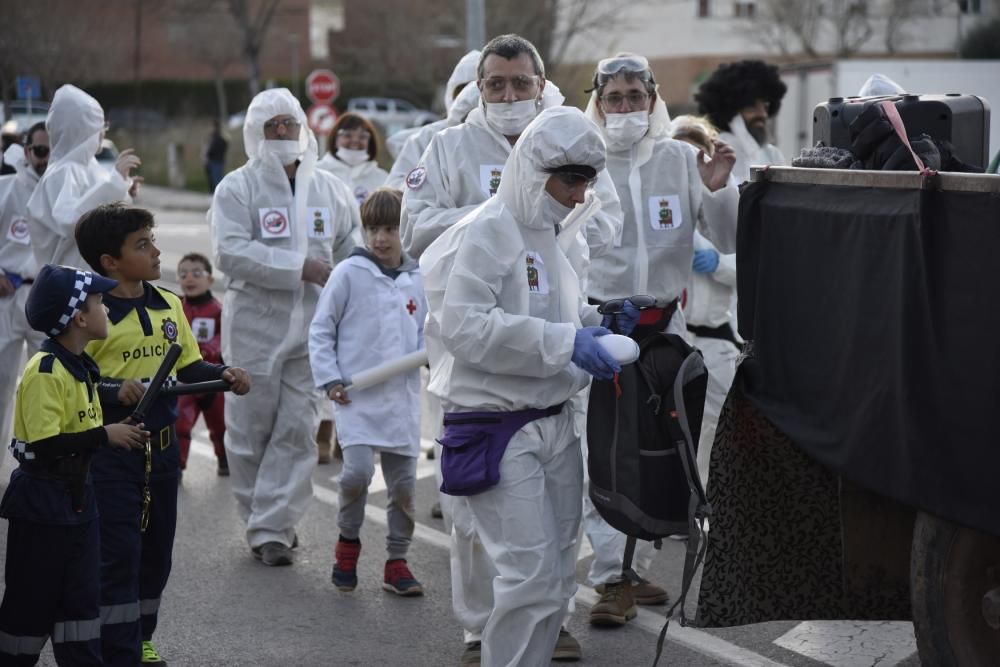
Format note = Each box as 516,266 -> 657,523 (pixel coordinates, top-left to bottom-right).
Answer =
130,343 -> 182,424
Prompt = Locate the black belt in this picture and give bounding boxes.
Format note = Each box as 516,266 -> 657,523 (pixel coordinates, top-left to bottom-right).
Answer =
687,322 -> 740,347
21,278 -> 33,285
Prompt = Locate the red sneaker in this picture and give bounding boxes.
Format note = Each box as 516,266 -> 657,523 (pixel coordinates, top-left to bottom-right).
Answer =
332,538 -> 361,591
382,558 -> 423,596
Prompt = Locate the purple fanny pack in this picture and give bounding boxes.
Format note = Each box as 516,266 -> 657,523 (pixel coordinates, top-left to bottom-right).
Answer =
438,403 -> 564,496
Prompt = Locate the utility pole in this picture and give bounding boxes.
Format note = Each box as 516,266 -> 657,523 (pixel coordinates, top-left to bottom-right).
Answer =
466,0 -> 485,51
290,33 -> 301,99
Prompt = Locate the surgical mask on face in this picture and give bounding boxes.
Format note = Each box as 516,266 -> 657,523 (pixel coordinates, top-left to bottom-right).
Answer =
543,192 -> 574,226
337,148 -> 369,166
484,98 -> 539,137
604,111 -> 649,151
262,139 -> 302,166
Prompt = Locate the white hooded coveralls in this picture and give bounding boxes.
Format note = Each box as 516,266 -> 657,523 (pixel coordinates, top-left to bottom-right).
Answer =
426,106 -> 605,667
580,89 -> 740,585
27,85 -> 132,270
720,113 -> 786,184
315,153 -> 388,208
209,89 -> 360,550
0,148 -> 46,462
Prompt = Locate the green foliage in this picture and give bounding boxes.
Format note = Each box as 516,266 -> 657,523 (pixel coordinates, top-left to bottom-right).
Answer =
960,18 -> 1000,59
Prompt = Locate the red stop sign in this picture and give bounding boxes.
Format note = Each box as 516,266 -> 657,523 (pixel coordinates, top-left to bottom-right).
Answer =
306,69 -> 340,104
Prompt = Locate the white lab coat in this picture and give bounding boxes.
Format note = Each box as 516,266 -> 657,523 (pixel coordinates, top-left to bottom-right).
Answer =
583,92 -> 739,306
308,251 -> 426,455
0,150 -> 46,464
385,82 -> 481,191
315,154 -> 388,207
209,88 -> 361,550
425,106 -> 604,667
720,113 -> 786,184
401,83 -> 622,262
27,85 -> 131,270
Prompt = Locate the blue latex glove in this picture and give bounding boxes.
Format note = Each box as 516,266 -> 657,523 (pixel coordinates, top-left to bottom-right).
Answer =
692,248 -> 720,274
572,326 -> 621,380
599,299 -> 641,336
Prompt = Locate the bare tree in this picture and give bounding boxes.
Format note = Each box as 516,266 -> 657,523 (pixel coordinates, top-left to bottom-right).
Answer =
751,0 -> 825,57
227,0 -> 282,96
884,0 -> 927,53
169,2 -> 243,122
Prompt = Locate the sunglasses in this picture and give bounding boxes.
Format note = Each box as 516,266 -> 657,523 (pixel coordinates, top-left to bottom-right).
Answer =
597,294 -> 657,315
28,145 -> 49,159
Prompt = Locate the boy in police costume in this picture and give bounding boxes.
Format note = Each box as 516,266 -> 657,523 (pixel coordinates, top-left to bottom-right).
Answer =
0,264 -> 150,666
74,203 -> 251,666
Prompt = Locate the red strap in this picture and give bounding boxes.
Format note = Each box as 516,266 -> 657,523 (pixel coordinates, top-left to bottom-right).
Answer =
878,100 -> 935,176
612,372 -> 622,399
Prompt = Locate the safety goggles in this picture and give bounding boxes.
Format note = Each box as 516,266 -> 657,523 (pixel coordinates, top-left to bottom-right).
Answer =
177,268 -> 207,279
336,128 -> 371,142
551,171 -> 597,188
27,145 -> 49,159
596,54 -> 652,77
599,91 -> 650,110
263,118 -> 301,133
480,75 -> 540,95
597,294 -> 657,315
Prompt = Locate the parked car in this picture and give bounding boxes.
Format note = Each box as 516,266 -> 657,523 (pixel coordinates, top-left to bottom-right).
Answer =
345,97 -> 438,137
106,107 -> 167,132
0,100 -> 50,136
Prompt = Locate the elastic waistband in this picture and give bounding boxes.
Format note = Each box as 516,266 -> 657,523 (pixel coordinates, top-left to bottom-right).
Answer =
443,403 -> 563,426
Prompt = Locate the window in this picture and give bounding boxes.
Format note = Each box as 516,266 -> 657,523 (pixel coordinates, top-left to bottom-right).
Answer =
959,0 -> 982,13
698,0 -> 711,18
733,1 -> 756,18
374,100 -> 390,112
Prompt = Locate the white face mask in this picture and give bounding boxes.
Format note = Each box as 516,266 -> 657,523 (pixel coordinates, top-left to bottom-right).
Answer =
484,98 -> 539,137
542,191 -> 574,226
337,148 -> 369,166
604,111 -> 650,151
261,139 -> 302,166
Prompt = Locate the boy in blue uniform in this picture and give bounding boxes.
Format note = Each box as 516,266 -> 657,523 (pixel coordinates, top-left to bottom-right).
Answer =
74,203 -> 251,666
0,264 -> 150,665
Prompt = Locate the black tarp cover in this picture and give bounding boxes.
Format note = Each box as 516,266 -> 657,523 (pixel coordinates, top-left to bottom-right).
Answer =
737,179 -> 1000,537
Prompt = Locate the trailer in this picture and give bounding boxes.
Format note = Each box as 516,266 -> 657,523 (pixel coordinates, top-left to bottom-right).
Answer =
695,166 -> 1000,665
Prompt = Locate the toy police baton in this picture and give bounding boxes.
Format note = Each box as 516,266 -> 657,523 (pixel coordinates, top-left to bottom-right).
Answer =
131,342 -> 182,424
159,379 -> 232,397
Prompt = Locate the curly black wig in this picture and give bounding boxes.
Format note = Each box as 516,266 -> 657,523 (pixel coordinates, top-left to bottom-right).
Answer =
695,60 -> 787,132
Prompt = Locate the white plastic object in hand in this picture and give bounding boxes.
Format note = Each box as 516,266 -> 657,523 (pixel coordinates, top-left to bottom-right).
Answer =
343,350 -> 429,391
597,334 -> 640,365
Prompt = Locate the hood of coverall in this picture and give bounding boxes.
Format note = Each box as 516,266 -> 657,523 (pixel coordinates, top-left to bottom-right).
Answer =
495,106 -> 606,232
446,82 -> 481,125
584,83 -> 672,142
444,50 -> 481,112
858,73 -> 906,97
243,88 -> 317,169
46,84 -> 105,164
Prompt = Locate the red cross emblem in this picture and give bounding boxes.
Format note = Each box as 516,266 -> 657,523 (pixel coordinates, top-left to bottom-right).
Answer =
406,299 -> 417,315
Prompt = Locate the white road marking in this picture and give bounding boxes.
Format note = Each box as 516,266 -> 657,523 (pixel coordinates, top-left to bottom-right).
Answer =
774,621 -> 916,666
190,437 -> 790,666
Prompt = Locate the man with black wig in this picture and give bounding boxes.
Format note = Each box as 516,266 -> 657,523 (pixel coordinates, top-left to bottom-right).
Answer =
695,59 -> 787,182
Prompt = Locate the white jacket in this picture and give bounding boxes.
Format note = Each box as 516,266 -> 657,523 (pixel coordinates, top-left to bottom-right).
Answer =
583,92 -> 739,303
27,85 -> 131,269
685,230 -> 738,331
0,147 -> 41,279
400,83 -> 622,262
309,251 -> 426,453
424,107 -> 606,413
316,154 -> 388,207
720,113 -> 786,184
210,89 -> 361,376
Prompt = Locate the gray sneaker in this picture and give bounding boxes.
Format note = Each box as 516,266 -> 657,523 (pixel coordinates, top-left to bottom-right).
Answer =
553,627 -> 581,661
460,641 -> 481,666
259,541 -> 293,566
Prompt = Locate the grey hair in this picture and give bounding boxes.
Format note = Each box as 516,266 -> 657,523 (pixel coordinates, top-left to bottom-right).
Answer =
478,34 -> 545,80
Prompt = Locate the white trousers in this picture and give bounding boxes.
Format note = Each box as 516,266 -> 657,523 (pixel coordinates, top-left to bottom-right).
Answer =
690,335 -> 739,487
224,354 -> 319,549
465,408 -> 582,667
0,288 -> 45,465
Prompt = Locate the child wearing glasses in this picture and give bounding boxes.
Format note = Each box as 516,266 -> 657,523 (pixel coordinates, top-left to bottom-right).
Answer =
175,252 -> 228,476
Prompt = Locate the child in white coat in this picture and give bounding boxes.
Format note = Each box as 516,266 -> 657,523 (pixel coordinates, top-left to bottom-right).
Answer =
308,187 -> 427,596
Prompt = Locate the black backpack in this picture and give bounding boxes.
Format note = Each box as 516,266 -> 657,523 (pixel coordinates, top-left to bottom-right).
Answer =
587,331 -> 708,540
587,331 -> 712,665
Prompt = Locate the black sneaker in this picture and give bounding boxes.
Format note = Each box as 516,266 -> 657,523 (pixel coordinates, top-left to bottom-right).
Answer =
259,541 -> 293,566
460,641 -> 481,666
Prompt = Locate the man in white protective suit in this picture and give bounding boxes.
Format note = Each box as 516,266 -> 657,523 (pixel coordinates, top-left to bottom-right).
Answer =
694,59 -> 787,184
404,34 -> 622,665
426,104 -> 622,667
0,123 -> 49,465
27,84 -> 142,270
209,88 -> 360,567
385,48 -> 481,172
581,53 -> 739,628
385,81 -> 481,191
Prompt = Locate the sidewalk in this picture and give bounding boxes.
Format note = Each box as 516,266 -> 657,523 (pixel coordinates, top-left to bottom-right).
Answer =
136,184 -> 213,213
